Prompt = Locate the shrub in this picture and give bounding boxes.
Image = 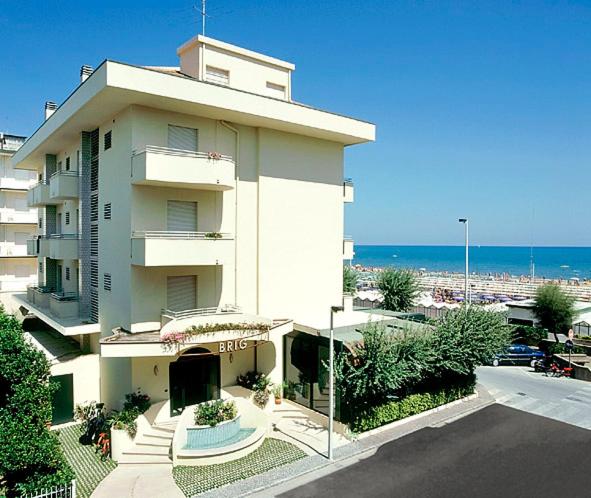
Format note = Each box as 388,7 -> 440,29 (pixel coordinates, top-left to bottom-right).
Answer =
123,388 -> 151,414
194,399 -> 237,426
533,284 -> 575,340
349,374 -> 475,432
343,266 -> 358,293
0,308 -> 74,496
377,269 -> 420,312
512,325 -> 547,345
108,408 -> 140,438
335,322 -> 433,408
236,371 -> 264,390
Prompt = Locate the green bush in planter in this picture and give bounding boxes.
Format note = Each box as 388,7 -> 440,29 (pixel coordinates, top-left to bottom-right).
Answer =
194,399 -> 237,427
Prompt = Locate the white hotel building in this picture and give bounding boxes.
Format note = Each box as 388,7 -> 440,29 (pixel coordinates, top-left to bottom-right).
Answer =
0,134 -> 38,303
13,36 -> 374,421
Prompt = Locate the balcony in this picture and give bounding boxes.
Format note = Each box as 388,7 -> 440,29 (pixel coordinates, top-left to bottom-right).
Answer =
27,236 -> 50,257
27,182 -> 59,207
131,146 -> 235,191
49,171 -> 79,200
0,242 -> 28,257
27,285 -> 55,309
131,231 -> 234,267
343,237 -> 354,260
48,234 -> 79,260
49,292 -> 80,319
344,178 -> 354,203
0,208 -> 37,224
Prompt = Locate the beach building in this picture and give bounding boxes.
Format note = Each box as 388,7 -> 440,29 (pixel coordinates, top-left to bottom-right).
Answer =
507,300 -> 591,335
0,133 -> 38,311
12,35 -> 377,424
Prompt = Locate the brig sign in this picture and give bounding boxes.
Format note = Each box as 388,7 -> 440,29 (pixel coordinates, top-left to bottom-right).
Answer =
219,339 -> 248,353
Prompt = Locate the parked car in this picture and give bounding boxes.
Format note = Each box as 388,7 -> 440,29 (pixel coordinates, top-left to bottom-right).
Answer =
492,344 -> 545,367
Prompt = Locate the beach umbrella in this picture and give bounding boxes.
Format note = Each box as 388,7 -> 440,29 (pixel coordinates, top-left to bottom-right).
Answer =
454,296 -> 465,302
514,296 -> 527,300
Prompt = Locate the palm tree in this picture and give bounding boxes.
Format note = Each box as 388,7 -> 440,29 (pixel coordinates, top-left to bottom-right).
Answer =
377,269 -> 420,312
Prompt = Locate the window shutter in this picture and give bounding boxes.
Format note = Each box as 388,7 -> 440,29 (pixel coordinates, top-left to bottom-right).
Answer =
167,125 -> 198,152
166,276 -> 197,312
167,201 -> 197,232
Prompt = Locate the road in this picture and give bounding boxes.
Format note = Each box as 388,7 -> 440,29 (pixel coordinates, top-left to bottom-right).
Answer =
278,404 -> 591,498
476,365 -> 591,429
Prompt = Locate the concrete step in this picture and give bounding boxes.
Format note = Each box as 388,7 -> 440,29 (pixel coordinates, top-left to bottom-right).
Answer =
152,424 -> 176,434
118,453 -> 172,465
142,428 -> 174,440
123,444 -> 171,456
134,434 -> 173,447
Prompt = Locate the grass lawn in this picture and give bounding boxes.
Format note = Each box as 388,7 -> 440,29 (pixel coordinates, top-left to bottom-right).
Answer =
55,424 -> 117,498
173,438 -> 306,496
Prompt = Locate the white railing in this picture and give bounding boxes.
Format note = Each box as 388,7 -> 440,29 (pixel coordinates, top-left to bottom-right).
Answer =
48,233 -> 80,240
133,145 -> 233,163
24,479 -> 76,498
50,170 -> 80,179
162,304 -> 241,321
132,231 -> 233,240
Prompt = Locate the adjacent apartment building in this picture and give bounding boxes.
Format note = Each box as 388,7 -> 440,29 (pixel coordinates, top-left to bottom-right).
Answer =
12,35 -> 374,419
0,133 -> 37,308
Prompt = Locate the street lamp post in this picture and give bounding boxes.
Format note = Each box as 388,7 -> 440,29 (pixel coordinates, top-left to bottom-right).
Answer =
459,218 -> 470,305
328,305 -> 344,460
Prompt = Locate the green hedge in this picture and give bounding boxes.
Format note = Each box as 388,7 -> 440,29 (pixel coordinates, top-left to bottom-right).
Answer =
349,375 -> 476,433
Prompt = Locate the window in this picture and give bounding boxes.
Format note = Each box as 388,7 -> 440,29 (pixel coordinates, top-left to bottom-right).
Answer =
168,125 -> 198,152
76,150 -> 80,169
266,81 -> 286,99
205,66 -> 229,86
65,267 -> 70,281
38,218 -> 42,228
104,203 -> 111,220
104,131 -> 112,150
104,273 -> 111,291
66,157 -> 70,171
65,212 -> 70,225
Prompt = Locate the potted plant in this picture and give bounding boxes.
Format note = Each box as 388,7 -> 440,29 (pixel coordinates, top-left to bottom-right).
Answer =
108,408 -> 139,461
252,374 -> 272,408
272,382 -> 288,404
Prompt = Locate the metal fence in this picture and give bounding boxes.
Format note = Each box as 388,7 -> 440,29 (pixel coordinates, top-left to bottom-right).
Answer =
24,480 -> 76,498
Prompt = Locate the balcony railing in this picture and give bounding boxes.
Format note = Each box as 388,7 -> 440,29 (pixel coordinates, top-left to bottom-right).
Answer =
51,291 -> 79,302
132,231 -> 233,240
137,146 -> 233,162
131,231 -> 234,266
48,234 -> 79,259
344,178 -> 354,203
161,304 -> 241,321
49,171 -> 79,200
131,146 -> 235,191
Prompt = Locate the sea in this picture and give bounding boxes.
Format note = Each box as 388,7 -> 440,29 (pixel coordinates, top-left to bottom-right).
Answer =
353,246 -> 591,280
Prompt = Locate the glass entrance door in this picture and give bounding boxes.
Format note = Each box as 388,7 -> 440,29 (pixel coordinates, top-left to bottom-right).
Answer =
169,348 -> 220,416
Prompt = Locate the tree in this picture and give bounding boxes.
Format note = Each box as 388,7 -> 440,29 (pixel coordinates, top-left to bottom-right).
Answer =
430,307 -> 512,377
334,322 -> 433,408
532,284 -> 575,342
343,266 -> 358,294
377,269 -> 420,312
0,308 -> 74,496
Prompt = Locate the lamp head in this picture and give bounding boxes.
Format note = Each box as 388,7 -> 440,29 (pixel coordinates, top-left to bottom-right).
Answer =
458,218 -> 467,223
331,306 -> 344,313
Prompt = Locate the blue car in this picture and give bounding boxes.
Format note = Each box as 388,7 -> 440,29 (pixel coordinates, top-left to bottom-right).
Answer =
492,344 -> 545,367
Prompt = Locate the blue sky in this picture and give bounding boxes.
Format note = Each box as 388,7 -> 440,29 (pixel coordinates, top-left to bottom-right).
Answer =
1,1 -> 590,246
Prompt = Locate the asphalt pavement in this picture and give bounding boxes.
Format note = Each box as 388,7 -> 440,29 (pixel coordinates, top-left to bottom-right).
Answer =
278,404 -> 591,498
476,365 -> 591,429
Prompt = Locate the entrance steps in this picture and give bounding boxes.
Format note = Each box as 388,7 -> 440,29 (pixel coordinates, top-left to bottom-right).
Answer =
119,414 -> 178,466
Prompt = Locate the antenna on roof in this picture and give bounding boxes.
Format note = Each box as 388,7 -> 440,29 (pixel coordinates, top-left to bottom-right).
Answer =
201,0 -> 207,36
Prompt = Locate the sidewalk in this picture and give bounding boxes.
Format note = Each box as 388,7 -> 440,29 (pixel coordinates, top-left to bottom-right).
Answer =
199,385 -> 494,498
